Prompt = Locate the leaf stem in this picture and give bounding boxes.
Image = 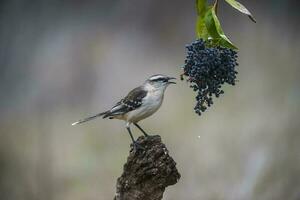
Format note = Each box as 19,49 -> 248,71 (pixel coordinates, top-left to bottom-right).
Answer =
213,0 -> 219,15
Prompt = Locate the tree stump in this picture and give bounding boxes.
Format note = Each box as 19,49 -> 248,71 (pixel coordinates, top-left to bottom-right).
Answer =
114,135 -> 180,200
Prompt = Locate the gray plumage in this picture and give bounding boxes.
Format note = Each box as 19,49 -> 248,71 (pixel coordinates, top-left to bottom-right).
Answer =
72,86 -> 147,125
104,86 -> 148,118
72,74 -> 176,149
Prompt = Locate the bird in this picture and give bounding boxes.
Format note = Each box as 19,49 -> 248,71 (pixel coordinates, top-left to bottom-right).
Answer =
72,74 -> 176,150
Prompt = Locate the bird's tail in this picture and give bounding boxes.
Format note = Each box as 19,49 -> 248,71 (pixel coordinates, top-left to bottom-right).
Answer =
71,111 -> 108,126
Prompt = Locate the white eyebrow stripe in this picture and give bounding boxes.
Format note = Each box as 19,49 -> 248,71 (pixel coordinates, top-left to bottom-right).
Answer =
149,75 -> 165,81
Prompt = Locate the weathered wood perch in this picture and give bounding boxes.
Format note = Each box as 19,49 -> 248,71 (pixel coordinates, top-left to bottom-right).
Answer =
114,135 -> 181,200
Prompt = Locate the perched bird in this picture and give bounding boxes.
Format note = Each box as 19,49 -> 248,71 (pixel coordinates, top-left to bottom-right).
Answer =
72,74 -> 176,149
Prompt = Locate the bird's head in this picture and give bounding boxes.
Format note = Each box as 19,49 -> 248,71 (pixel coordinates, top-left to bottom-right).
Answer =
144,74 -> 176,91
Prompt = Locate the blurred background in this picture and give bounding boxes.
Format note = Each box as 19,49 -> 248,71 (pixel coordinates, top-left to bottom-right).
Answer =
0,0 -> 300,199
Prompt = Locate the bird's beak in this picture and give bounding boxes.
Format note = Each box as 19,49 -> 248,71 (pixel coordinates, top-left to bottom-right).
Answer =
167,77 -> 176,84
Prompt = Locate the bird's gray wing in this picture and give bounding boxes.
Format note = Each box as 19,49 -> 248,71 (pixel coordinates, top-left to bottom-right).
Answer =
103,86 -> 148,118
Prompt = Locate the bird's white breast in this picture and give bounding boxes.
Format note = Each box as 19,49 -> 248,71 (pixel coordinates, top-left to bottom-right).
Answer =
125,88 -> 164,123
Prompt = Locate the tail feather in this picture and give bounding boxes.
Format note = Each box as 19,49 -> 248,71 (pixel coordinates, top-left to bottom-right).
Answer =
72,111 -> 108,126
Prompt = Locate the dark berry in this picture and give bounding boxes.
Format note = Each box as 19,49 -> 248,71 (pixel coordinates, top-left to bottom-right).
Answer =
182,39 -> 238,116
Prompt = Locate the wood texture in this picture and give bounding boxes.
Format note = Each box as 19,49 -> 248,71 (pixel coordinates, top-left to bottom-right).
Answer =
114,135 -> 180,200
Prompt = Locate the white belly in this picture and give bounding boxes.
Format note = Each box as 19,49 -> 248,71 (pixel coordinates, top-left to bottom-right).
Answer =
125,90 -> 164,123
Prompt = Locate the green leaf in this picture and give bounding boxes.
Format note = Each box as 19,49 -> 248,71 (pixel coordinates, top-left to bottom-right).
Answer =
196,15 -> 209,39
196,0 -> 207,16
204,7 -> 219,38
225,0 -> 256,23
205,6 -> 238,49
211,7 -> 237,49
195,0 -> 209,39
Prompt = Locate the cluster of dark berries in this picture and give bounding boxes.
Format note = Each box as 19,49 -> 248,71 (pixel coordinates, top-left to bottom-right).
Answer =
181,39 -> 238,115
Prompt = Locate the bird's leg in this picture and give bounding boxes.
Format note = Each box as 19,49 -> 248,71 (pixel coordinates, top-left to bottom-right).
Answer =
126,126 -> 135,143
134,123 -> 150,137
126,123 -> 144,151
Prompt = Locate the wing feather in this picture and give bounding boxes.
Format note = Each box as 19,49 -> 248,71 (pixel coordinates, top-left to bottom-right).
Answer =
104,86 -> 147,118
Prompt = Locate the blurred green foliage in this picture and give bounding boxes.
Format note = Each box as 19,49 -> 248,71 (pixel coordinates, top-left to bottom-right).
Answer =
196,0 -> 255,49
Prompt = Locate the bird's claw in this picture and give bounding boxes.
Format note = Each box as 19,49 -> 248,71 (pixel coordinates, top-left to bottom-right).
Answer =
132,142 -> 145,151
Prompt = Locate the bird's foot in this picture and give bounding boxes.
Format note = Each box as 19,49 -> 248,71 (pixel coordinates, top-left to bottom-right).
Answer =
132,141 -> 145,152
143,133 -> 150,138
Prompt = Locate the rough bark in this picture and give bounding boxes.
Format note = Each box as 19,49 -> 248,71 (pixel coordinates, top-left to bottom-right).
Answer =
114,135 -> 181,200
